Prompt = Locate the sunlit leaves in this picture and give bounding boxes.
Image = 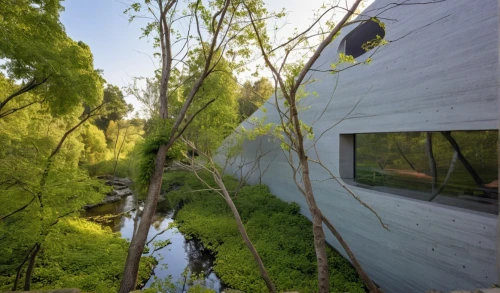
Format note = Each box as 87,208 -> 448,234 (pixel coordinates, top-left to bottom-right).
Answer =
0,0 -> 104,115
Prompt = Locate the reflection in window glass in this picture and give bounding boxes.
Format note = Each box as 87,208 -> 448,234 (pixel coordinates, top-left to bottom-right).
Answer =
355,131 -> 498,214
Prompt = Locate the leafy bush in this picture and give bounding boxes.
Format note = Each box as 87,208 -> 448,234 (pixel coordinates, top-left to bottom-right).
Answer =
164,171 -> 366,293
83,159 -> 132,178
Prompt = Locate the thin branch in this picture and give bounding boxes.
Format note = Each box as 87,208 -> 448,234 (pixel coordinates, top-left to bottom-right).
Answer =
0,197 -> 36,221
0,77 -> 49,113
311,144 -> 389,230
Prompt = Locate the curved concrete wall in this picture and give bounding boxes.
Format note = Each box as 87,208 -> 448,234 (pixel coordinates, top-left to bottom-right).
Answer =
218,0 -> 499,292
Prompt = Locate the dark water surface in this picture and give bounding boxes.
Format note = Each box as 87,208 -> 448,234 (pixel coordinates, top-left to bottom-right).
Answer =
85,194 -> 223,292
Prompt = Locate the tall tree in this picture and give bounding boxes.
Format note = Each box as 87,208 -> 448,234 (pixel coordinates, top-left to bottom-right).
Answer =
0,0 -> 103,118
119,1 -> 264,291
180,50 -> 240,152
92,85 -> 133,131
243,0 -> 385,292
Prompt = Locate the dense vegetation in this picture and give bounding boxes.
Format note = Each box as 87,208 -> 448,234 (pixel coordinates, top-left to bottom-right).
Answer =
0,72 -> 153,291
1,0 -> 397,292
163,171 -> 366,293
22,219 -> 155,292
0,1 -> 276,289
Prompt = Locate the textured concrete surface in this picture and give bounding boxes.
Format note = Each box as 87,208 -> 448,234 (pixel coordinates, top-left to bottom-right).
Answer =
217,0 -> 499,292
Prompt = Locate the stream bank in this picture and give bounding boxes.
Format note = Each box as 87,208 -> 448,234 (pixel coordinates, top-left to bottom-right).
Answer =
84,183 -> 224,292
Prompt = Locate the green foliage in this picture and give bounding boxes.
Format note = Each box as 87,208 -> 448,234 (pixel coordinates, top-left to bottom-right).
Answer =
133,120 -> 186,193
106,119 -> 145,160
93,85 -> 133,131
79,123 -> 109,164
0,71 -> 145,292
84,159 -> 133,178
0,0 -> 104,115
0,218 -> 155,292
238,78 -> 274,120
163,172 -> 365,293
177,50 -> 240,153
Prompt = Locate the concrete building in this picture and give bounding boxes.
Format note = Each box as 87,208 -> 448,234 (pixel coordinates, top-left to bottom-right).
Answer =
218,0 -> 499,292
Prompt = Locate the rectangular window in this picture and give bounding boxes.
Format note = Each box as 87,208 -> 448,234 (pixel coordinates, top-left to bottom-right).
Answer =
354,131 -> 498,214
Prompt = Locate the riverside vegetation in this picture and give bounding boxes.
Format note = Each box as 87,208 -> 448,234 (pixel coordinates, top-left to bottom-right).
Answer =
2,0 -> 391,292
163,171 -> 366,293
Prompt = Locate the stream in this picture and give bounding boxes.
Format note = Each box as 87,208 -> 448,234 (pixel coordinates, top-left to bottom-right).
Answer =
84,193 -> 224,292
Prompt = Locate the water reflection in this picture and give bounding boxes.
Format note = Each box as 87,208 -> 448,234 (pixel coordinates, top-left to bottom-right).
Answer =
84,194 -> 223,292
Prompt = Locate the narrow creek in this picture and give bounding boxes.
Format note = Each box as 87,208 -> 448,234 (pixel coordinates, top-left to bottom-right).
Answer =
84,193 -> 224,292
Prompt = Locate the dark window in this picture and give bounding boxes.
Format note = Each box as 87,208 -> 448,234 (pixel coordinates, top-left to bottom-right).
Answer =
354,131 -> 498,214
339,19 -> 385,58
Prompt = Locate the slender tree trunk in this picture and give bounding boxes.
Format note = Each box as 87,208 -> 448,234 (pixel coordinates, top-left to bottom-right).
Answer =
112,125 -> 121,178
12,243 -> 38,291
321,215 -> 383,293
429,151 -> 458,201
118,144 -> 168,293
23,243 -> 41,291
425,132 -> 437,193
395,142 -> 416,171
119,1 -> 233,290
289,94 -> 329,293
214,173 -> 277,293
298,157 -> 330,293
119,1 -> 173,287
113,123 -> 130,179
441,131 -> 483,186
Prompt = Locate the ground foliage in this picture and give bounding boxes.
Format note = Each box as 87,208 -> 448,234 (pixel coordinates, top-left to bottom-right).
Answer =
163,171 -> 366,293
0,218 -> 156,292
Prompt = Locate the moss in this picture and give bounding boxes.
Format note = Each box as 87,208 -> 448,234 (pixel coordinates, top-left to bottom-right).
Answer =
164,171 -> 366,293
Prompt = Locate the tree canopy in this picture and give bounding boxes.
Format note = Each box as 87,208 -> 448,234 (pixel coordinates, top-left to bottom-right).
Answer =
0,0 -> 104,117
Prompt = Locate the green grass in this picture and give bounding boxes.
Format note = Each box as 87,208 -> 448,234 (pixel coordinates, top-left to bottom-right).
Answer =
164,171 -> 366,293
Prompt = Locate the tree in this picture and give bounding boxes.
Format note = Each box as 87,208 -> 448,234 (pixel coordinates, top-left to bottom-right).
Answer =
126,77 -> 161,120
242,1 -> 385,292
181,138 -> 276,292
0,0 -> 103,118
78,123 -> 109,165
119,1 -> 263,291
179,51 -> 240,152
238,77 -> 273,119
92,85 -> 133,131
0,99 -> 110,290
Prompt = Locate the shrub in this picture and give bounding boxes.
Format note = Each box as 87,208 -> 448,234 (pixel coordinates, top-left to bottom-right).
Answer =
83,159 -> 132,178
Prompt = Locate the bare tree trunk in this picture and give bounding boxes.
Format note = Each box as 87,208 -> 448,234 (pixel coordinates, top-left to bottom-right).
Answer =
113,123 -> 130,179
425,132 -> 437,193
428,151 -> 458,201
23,243 -> 41,291
118,0 -> 234,290
395,141 -> 416,171
288,90 -> 329,292
298,156 -> 330,293
321,215 -> 382,293
12,243 -> 38,291
112,125 -> 121,178
213,172 -> 277,293
119,145 -> 168,293
441,131 -> 483,186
